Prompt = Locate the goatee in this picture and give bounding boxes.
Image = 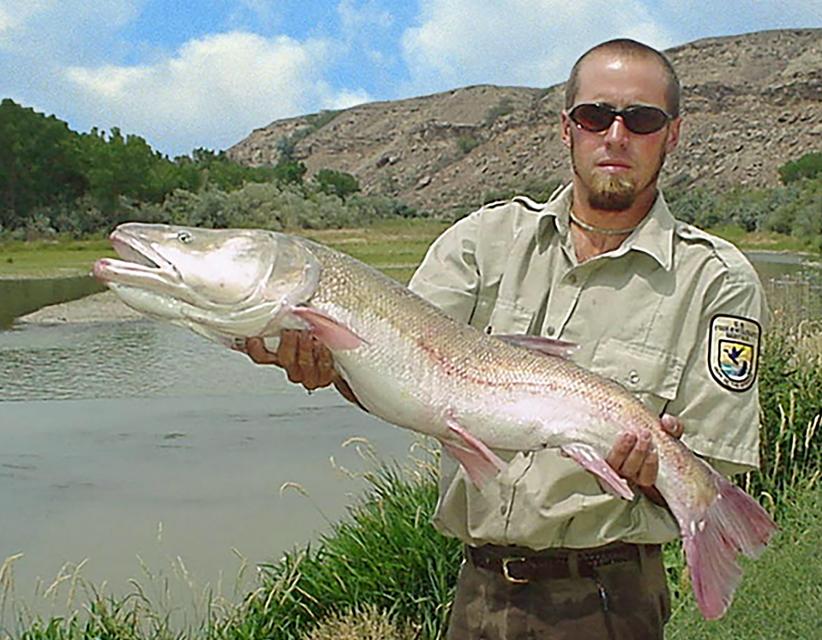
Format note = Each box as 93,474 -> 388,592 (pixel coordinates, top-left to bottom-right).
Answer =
587,174 -> 637,211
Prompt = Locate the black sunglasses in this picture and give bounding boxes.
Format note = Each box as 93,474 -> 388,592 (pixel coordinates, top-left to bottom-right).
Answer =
569,103 -> 672,135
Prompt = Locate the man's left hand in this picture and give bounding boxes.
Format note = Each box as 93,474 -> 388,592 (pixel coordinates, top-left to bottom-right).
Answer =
605,414 -> 684,505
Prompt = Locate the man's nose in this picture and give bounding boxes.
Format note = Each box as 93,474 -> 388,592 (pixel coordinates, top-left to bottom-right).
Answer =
604,116 -> 630,143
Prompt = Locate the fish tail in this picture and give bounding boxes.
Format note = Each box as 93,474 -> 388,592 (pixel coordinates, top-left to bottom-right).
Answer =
681,469 -> 777,620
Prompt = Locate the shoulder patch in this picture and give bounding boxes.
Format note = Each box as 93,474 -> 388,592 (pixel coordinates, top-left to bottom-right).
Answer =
708,314 -> 761,392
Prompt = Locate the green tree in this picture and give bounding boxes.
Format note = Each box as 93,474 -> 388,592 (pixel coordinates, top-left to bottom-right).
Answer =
272,159 -> 307,185
0,99 -> 87,228
313,169 -> 360,200
778,152 -> 822,184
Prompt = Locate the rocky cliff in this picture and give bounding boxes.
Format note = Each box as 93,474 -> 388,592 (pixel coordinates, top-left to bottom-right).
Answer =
228,29 -> 821,215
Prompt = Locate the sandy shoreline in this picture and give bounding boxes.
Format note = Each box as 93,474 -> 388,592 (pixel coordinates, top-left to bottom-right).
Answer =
18,291 -> 144,324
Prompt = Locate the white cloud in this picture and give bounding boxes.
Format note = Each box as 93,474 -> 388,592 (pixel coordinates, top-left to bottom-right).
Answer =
0,0 -> 137,54
0,1 -> 52,38
401,0 -> 675,93
337,0 -> 393,35
656,0 -> 822,38
64,31 -> 352,155
325,88 -> 372,110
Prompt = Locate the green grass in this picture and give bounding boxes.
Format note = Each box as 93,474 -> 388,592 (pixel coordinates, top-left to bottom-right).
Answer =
667,483 -> 822,639
217,448 -> 461,640
0,238 -> 115,278
707,225 -> 820,255
302,219 -> 450,283
1,220 -> 816,281
0,220 -> 451,281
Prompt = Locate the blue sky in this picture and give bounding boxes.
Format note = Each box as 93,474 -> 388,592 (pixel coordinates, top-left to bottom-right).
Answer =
1,1 -> 819,157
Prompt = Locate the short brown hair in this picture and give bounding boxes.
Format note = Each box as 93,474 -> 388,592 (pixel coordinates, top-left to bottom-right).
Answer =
564,39 -> 681,117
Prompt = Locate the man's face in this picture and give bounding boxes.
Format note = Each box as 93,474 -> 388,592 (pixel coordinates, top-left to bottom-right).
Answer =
561,52 -> 681,212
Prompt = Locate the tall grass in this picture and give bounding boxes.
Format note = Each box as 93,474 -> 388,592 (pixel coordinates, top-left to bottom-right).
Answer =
749,276 -> 822,506
215,446 -> 460,640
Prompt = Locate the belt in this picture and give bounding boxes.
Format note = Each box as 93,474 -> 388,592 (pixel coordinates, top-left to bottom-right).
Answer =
467,542 -> 659,584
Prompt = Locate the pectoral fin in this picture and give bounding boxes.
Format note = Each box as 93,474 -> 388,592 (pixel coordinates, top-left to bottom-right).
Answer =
442,418 -> 506,488
560,443 -> 635,500
289,306 -> 365,350
495,334 -> 579,358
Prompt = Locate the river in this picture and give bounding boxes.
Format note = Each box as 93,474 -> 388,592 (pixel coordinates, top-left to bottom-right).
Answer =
0,250 -> 819,628
0,319 -> 417,628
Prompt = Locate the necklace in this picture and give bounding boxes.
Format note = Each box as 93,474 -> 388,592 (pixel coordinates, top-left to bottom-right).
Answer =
568,209 -> 640,236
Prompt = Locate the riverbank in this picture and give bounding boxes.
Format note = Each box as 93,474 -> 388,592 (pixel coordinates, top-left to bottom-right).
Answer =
0,223 -> 817,281
17,291 -> 143,324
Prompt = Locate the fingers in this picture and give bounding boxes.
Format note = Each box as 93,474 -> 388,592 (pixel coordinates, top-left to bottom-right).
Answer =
294,333 -> 336,390
245,337 -> 280,365
661,414 -> 684,439
606,430 -> 658,488
248,330 -> 334,391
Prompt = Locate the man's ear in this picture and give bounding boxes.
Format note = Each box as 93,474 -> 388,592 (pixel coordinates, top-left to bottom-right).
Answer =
665,116 -> 682,153
560,111 -> 572,149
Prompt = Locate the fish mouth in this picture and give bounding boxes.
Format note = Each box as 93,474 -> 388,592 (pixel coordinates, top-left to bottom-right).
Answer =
93,228 -> 180,285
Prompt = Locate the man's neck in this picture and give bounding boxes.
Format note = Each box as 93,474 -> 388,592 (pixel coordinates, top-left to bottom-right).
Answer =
570,185 -> 657,262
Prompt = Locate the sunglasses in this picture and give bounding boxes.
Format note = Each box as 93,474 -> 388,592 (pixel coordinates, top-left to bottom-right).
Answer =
569,103 -> 672,134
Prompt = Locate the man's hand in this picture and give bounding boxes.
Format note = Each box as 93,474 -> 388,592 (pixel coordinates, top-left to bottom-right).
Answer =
605,414 -> 684,506
244,332 -> 362,406
245,331 -> 336,390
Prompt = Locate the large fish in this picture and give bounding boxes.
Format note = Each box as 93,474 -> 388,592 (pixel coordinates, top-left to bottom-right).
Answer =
93,223 -> 776,620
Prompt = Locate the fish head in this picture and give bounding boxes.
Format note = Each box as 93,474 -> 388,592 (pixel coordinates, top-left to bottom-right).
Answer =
93,223 -> 319,340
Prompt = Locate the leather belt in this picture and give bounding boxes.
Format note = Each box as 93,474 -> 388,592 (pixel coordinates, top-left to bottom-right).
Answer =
467,542 -> 659,584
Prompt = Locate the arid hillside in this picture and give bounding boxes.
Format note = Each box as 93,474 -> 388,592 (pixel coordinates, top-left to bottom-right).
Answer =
228,29 -> 821,215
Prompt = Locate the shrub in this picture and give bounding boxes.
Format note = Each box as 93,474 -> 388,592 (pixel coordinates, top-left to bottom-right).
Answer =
456,135 -> 481,155
778,151 -> 822,184
483,98 -> 514,126
313,169 -> 360,201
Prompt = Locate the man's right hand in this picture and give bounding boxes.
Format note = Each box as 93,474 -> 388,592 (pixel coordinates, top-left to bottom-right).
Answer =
245,332 -> 362,407
245,331 -> 337,390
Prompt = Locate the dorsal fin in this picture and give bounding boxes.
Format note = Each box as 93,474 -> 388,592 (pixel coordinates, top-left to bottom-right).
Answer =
495,334 -> 579,358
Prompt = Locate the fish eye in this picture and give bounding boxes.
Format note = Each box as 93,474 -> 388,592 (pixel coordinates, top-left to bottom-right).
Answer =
176,230 -> 193,244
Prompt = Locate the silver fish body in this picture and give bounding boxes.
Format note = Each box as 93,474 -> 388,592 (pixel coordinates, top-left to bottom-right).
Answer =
94,223 -> 776,620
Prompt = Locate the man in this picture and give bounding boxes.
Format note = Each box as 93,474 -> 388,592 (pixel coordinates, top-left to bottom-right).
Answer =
246,39 -> 766,639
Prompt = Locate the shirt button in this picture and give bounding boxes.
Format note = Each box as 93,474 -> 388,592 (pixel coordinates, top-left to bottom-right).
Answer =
546,325 -> 556,336
500,504 -> 508,516
568,274 -> 578,285
628,370 -> 640,385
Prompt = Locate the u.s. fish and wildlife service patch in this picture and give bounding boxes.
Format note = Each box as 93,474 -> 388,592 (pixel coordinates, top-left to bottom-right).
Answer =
709,314 -> 762,391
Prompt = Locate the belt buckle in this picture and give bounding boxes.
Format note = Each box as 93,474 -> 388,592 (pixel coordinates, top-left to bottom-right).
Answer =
502,557 -> 529,584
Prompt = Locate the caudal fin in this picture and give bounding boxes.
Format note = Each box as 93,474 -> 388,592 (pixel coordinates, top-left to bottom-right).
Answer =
682,471 -> 777,620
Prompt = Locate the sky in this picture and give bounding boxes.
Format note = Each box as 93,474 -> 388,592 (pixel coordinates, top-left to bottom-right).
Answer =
1,1 -> 820,157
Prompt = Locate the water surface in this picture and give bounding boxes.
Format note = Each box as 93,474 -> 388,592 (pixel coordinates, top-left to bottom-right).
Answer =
0,320 -> 415,624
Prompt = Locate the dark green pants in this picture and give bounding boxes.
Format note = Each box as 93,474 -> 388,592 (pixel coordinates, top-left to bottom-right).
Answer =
446,543 -> 670,640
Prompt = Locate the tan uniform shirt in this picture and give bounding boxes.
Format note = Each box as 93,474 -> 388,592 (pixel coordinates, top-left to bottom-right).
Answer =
408,184 -> 768,550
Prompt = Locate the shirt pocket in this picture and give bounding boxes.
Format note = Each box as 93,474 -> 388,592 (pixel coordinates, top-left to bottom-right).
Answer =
591,338 -> 685,415
486,297 -> 533,335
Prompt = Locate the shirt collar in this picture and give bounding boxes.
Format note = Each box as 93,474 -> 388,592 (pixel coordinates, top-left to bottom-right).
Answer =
536,183 -> 675,271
